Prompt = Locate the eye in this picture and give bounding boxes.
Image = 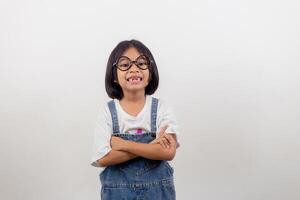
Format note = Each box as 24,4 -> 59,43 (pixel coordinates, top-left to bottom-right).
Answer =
120,64 -> 129,68
137,62 -> 147,66
136,57 -> 149,67
117,58 -> 130,69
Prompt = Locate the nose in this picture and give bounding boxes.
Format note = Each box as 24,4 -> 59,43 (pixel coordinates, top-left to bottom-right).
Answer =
129,62 -> 140,73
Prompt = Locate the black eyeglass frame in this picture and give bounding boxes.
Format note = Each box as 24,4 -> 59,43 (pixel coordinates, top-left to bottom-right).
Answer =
113,54 -> 152,71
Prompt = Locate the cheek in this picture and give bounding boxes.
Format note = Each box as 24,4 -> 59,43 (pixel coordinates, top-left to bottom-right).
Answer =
116,71 -> 125,82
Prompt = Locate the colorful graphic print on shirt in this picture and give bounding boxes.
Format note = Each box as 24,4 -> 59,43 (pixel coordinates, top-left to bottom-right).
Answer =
126,128 -> 147,135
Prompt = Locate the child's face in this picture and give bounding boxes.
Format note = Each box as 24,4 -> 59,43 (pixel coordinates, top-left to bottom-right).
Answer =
116,47 -> 150,94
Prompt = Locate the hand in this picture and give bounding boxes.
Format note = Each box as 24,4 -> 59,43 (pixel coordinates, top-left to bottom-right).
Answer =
150,125 -> 173,148
111,136 -> 127,151
150,125 -> 168,144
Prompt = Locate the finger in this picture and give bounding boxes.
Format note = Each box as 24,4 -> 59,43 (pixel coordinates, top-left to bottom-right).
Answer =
159,140 -> 167,148
158,131 -> 168,141
163,135 -> 171,144
165,134 -> 176,147
163,134 -> 173,144
162,138 -> 170,148
158,133 -> 166,140
157,133 -> 165,141
156,140 -> 162,146
157,125 -> 168,139
158,125 -> 169,136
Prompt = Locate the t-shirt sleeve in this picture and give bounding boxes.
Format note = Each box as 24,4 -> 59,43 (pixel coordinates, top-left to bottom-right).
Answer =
157,99 -> 180,148
90,104 -> 112,167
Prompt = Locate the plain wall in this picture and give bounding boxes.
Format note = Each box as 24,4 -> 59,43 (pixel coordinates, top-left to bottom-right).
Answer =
1,0 -> 299,199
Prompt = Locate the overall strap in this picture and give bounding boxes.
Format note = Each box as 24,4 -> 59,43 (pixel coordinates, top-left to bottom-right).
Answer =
107,100 -> 120,134
150,97 -> 159,133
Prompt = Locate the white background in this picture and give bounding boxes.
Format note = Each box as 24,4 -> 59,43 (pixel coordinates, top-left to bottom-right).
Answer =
1,0 -> 300,199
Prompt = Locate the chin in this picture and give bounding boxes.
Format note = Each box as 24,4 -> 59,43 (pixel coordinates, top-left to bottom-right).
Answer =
126,84 -> 147,91
128,86 -> 145,91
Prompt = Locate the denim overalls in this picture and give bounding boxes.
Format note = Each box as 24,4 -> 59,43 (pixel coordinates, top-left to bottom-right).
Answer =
99,97 -> 176,200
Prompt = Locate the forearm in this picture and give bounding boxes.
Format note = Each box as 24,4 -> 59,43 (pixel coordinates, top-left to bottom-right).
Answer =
122,141 -> 176,161
98,150 -> 138,167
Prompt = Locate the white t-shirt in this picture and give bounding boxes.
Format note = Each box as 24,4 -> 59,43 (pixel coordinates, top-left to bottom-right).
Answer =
90,95 -> 180,168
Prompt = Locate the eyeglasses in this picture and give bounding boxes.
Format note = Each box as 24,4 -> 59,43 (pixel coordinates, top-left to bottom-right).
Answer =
113,55 -> 151,71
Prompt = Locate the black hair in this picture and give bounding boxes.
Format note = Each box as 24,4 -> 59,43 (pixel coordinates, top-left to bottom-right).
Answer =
105,39 -> 159,100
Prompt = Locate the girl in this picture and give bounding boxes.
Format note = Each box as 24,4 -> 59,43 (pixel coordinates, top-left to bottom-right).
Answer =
91,39 -> 180,199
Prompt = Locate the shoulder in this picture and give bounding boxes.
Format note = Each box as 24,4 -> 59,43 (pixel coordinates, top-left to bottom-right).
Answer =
95,100 -> 113,122
155,96 -> 175,114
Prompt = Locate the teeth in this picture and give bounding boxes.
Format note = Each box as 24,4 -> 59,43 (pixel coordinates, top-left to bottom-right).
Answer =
128,77 -> 142,82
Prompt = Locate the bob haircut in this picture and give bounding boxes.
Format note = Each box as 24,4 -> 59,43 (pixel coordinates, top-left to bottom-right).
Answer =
105,39 -> 159,100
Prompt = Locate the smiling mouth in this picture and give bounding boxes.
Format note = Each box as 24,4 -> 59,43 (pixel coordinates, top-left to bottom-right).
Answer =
127,77 -> 143,84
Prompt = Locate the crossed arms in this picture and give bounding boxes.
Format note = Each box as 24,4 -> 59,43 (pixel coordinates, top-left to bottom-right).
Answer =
97,126 -> 177,167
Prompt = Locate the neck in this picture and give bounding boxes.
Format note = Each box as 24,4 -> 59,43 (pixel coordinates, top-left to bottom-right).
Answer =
121,90 -> 146,103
